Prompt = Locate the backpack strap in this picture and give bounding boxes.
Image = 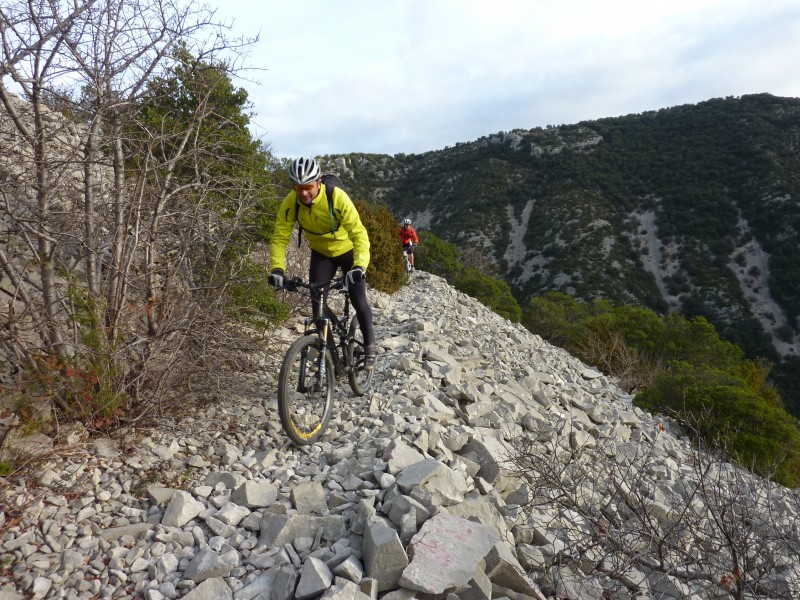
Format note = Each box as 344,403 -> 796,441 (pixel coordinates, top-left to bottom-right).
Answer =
323,177 -> 337,240
295,202 -> 301,247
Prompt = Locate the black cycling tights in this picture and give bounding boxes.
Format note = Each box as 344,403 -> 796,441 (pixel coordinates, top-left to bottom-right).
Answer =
309,249 -> 375,347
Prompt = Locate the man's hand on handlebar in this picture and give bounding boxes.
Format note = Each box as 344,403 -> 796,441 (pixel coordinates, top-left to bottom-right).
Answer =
346,267 -> 365,286
268,269 -> 284,289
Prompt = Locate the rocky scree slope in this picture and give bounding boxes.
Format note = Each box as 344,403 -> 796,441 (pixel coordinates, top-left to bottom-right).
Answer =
1,273 -> 799,600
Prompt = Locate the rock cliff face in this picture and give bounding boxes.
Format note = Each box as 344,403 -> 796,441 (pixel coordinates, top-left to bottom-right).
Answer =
1,272 -> 798,600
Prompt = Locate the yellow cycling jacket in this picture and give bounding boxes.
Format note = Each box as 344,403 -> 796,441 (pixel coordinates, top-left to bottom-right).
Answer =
269,185 -> 370,273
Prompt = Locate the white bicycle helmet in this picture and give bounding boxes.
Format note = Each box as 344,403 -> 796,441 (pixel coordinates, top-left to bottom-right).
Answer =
288,156 -> 321,185
403,218 -> 412,225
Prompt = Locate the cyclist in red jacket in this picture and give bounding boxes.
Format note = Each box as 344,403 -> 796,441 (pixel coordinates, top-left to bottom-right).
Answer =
399,219 -> 419,271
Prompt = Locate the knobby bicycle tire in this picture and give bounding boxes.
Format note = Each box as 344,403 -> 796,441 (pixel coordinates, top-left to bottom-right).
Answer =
277,334 -> 335,445
347,316 -> 374,396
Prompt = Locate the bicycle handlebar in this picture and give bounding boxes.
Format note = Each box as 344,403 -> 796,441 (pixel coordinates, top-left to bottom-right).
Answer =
280,276 -> 346,293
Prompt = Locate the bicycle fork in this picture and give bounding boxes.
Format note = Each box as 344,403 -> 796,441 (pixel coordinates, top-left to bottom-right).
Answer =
299,318 -> 331,392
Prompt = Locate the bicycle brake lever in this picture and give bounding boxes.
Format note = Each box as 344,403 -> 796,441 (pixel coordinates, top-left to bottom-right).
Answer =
282,278 -> 300,292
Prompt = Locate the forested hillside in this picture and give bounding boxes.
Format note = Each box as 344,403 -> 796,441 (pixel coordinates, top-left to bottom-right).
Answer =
322,94 -> 800,415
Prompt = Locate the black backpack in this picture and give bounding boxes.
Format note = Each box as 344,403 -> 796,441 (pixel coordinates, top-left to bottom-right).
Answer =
294,173 -> 345,246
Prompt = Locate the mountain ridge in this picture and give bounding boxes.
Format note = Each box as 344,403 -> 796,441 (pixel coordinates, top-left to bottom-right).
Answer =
321,93 -> 800,412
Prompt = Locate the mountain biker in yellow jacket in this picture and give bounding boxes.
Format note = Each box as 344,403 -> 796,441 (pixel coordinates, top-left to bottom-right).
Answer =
269,156 -> 376,369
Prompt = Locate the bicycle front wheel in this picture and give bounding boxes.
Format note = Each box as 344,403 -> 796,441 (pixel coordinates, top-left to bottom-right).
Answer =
347,316 -> 374,396
277,335 -> 335,445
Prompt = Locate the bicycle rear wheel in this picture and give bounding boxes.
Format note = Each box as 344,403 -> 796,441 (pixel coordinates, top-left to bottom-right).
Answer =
277,335 -> 335,445
347,316 -> 374,396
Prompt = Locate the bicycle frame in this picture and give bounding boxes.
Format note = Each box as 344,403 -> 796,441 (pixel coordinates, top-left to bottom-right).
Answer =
297,278 -> 354,379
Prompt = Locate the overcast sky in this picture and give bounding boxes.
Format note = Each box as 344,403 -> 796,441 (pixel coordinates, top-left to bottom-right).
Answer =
210,0 -> 800,160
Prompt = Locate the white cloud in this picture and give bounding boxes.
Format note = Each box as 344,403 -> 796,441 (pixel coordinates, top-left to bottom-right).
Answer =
214,0 -> 800,158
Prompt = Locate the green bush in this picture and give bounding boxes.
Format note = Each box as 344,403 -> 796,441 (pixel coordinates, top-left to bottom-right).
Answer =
415,231 -> 462,281
636,362 -> 800,487
772,356 -> 800,417
660,313 -> 744,371
355,200 -> 406,294
228,258 -> 291,329
523,291 -> 610,350
456,268 -> 522,322
582,305 -> 666,358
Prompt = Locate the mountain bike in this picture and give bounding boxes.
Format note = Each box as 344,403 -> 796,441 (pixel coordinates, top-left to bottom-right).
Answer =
276,275 -> 374,445
403,243 -> 420,274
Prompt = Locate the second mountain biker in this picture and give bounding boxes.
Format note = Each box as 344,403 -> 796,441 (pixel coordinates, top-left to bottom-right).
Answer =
399,218 -> 419,271
268,156 -> 376,370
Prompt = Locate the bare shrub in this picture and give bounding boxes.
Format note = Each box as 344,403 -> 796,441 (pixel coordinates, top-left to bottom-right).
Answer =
0,0 -> 269,427
578,328 -> 664,393
505,417 -> 800,599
